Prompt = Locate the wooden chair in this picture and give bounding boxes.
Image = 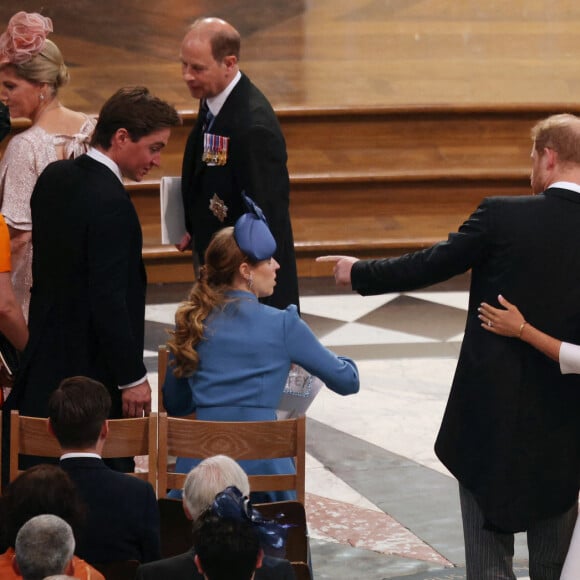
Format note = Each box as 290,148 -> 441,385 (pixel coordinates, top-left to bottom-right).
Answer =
157,496 -> 193,558
92,559 -> 140,580
157,344 -> 169,413
254,500 -> 309,564
157,413 -> 306,503
292,561 -> 312,580
9,410 -> 158,491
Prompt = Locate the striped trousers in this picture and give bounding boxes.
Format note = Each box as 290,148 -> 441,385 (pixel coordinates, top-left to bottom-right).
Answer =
459,485 -> 577,580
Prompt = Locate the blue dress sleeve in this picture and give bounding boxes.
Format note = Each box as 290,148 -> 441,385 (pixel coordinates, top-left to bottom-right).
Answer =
162,352 -> 196,415
283,305 -> 359,395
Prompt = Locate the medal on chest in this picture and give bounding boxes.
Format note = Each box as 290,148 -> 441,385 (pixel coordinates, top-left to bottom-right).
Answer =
202,132 -> 229,166
209,193 -> 228,222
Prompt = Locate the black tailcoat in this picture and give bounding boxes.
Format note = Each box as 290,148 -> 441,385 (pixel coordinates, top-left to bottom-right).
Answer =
8,155 -> 147,419
352,190 -> 580,532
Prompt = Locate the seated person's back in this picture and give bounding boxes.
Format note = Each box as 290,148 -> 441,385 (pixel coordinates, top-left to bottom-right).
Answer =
0,464 -> 104,580
136,456 -> 295,580
48,376 -> 160,564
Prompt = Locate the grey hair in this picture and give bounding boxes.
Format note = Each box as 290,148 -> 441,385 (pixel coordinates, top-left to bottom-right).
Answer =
183,455 -> 250,520
15,514 -> 75,580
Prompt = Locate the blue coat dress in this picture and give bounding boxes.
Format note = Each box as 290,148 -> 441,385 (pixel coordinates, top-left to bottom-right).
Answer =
163,290 -> 359,501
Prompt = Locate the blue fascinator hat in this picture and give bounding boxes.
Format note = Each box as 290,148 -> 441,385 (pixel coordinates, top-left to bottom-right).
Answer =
211,486 -> 288,552
234,192 -> 277,261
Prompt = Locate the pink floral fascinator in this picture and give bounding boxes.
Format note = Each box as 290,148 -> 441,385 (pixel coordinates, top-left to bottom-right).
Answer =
0,11 -> 53,66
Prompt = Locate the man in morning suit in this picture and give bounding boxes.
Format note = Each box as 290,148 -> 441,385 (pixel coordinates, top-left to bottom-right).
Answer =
135,455 -> 295,580
6,87 -> 180,424
48,376 -> 160,565
319,114 -> 580,580
176,17 -> 299,311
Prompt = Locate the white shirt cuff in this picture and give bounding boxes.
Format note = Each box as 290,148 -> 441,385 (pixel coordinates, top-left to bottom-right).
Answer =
118,375 -> 148,390
559,342 -> 580,375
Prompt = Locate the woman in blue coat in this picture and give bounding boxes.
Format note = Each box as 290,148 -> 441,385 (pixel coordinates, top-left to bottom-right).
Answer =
163,195 -> 359,501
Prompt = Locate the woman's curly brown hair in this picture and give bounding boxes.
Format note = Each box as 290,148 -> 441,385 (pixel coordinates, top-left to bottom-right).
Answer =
167,227 -> 255,377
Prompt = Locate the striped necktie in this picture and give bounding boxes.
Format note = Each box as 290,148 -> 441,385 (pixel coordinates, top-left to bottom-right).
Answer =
200,100 -> 214,133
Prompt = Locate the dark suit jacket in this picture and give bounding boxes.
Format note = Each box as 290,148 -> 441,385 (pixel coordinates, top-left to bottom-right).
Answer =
60,457 -> 160,564
352,190 -> 580,532
135,548 -> 295,580
181,72 -> 299,311
8,154 -> 147,419
0,102 -> 9,143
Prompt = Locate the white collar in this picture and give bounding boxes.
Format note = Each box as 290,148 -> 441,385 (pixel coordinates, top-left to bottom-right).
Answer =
547,181 -> 580,194
60,452 -> 102,460
206,70 -> 242,117
87,147 -> 123,184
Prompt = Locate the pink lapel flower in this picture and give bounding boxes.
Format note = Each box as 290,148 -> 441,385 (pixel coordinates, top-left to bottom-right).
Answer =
0,11 -> 53,65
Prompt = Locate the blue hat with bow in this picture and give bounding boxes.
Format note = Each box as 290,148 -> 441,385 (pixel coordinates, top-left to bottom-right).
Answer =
211,486 -> 289,552
234,192 -> 277,261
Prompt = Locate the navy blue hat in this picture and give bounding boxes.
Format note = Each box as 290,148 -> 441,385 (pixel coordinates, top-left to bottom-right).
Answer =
234,193 -> 277,261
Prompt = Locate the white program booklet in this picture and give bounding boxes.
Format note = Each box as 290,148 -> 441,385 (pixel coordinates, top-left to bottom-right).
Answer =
276,365 -> 324,419
160,176 -> 187,244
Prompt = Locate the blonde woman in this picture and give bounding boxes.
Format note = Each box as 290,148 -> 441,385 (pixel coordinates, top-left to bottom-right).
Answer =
0,11 -> 95,319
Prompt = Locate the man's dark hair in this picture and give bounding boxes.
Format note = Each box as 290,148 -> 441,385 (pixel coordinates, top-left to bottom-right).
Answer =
0,464 -> 85,549
90,86 -> 181,149
48,376 -> 111,448
192,509 -> 260,580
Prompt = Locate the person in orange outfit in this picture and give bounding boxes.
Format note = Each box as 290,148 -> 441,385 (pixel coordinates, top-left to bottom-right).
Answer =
0,464 -> 104,580
0,210 -> 27,353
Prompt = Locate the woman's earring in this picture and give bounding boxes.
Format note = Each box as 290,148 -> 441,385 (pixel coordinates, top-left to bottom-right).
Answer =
39,92 -> 45,101
247,273 -> 254,291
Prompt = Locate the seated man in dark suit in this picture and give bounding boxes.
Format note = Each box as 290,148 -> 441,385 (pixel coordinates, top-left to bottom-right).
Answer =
48,376 -> 160,565
136,456 -> 294,579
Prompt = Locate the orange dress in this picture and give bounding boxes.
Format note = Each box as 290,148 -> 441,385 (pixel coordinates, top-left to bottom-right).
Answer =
0,214 -> 10,273
0,547 -> 105,580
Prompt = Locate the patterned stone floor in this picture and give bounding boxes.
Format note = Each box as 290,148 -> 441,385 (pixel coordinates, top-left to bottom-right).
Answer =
144,275 -> 533,579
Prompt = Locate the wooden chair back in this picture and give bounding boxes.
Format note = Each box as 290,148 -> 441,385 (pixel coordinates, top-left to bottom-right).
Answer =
157,344 -> 168,413
292,562 -> 312,580
9,410 -> 158,491
157,413 -> 306,503
157,497 -> 193,558
254,500 -> 309,564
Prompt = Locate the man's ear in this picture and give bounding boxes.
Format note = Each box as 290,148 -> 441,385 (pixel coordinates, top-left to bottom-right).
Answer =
544,147 -> 558,170
11,556 -> 20,575
47,419 -> 56,438
100,419 -> 109,440
182,502 -> 194,521
65,557 -> 75,575
223,55 -> 238,71
111,127 -> 130,149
